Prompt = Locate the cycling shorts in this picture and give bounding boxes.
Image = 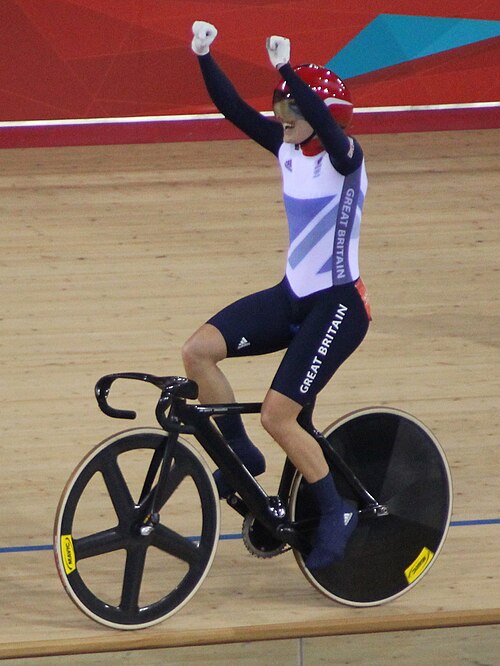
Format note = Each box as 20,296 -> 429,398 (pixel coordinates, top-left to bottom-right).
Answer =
207,278 -> 370,405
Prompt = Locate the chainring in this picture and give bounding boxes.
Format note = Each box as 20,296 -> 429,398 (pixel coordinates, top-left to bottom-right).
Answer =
242,514 -> 289,559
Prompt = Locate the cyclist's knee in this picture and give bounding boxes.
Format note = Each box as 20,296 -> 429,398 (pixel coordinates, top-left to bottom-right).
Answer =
181,335 -> 208,372
260,402 -> 277,439
182,324 -> 226,372
261,391 -> 299,442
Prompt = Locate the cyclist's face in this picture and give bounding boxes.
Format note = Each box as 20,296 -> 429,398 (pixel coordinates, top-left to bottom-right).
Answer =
273,99 -> 314,145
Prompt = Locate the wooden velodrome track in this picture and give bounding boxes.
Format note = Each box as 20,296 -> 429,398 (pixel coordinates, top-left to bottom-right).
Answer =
0,128 -> 499,663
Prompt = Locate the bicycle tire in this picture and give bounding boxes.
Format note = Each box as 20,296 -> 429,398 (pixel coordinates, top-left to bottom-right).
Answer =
289,408 -> 452,606
54,428 -> 220,629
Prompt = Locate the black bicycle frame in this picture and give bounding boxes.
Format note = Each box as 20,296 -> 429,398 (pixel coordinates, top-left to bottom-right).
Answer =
95,373 -> 382,547
173,399 -> 295,541
162,398 -> 381,543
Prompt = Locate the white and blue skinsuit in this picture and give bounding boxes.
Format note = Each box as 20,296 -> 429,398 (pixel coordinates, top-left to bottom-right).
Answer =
197,53 -> 371,405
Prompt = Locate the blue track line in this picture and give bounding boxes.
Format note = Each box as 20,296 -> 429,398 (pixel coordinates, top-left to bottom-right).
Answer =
0,520 -> 498,555
0,544 -> 54,554
449,518 -> 499,527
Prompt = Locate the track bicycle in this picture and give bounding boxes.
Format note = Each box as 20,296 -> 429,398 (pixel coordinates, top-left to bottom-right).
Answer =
54,372 -> 452,629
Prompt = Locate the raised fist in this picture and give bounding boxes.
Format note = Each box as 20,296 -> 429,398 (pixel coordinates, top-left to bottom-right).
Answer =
192,21 -> 218,56
266,35 -> 290,68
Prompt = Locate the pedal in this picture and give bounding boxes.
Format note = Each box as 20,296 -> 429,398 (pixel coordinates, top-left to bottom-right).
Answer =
276,524 -> 310,553
225,494 -> 248,518
359,504 -> 389,518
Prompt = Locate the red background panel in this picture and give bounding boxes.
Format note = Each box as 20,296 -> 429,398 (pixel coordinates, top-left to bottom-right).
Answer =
0,0 -> 499,146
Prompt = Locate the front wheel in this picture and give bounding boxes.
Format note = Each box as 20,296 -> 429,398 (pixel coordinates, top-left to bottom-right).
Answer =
289,408 -> 452,606
54,428 -> 220,629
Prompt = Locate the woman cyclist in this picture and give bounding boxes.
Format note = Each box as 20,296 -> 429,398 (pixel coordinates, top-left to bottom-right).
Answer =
182,21 -> 371,570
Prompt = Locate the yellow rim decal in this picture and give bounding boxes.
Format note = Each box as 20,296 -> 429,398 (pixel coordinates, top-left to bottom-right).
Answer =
405,546 -> 434,584
61,534 -> 76,575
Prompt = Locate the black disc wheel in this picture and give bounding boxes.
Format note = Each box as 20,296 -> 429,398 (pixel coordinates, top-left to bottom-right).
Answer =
289,408 -> 452,606
54,428 -> 220,629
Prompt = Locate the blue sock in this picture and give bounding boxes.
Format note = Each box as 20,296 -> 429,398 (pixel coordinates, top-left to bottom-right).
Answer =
308,472 -> 342,510
305,474 -> 358,570
213,414 -> 265,498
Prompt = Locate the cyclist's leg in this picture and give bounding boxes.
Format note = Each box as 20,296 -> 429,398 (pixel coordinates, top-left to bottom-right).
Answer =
182,281 -> 293,496
261,281 -> 370,567
262,389 -> 358,567
183,322 -> 264,496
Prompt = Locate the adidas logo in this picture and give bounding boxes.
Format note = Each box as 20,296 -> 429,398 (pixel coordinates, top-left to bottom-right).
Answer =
344,512 -> 353,526
237,337 -> 250,350
284,159 -> 292,172
313,155 -> 324,178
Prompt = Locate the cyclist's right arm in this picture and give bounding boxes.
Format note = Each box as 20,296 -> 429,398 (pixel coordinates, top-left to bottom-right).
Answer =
197,53 -> 282,156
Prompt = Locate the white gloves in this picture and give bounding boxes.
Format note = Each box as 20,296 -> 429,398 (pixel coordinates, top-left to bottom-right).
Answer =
191,23 -> 290,67
191,20 -> 218,56
266,35 -> 290,68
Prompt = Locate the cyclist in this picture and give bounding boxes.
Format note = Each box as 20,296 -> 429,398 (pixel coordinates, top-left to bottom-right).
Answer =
183,21 -> 371,569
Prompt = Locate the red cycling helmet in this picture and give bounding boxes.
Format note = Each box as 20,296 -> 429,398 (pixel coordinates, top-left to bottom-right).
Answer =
273,64 -> 353,128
